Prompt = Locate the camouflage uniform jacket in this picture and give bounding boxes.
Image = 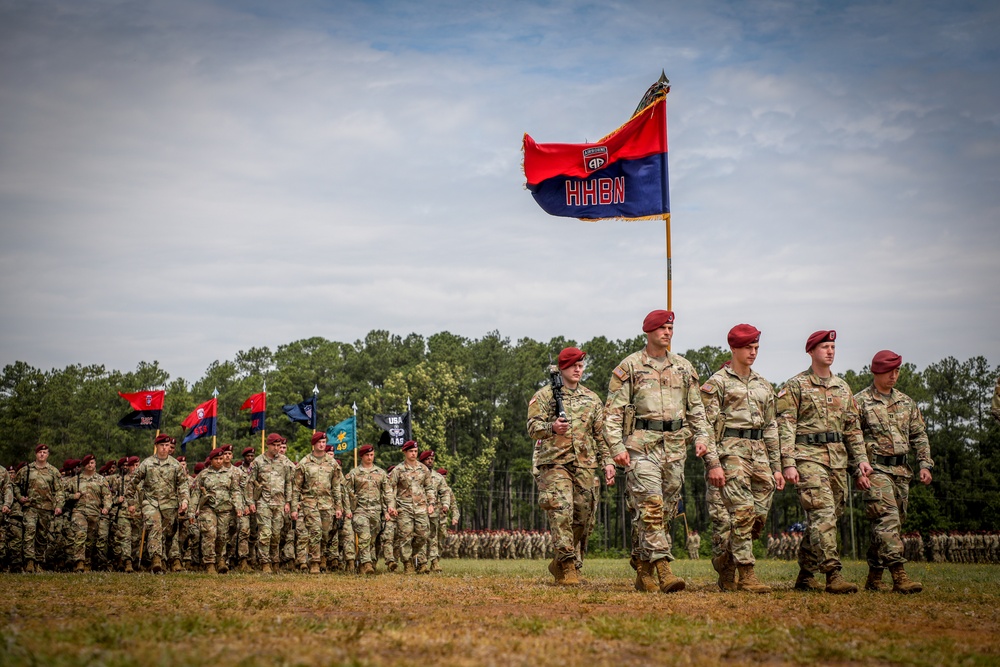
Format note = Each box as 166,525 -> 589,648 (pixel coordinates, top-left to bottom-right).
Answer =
14,461 -> 65,511
604,349 -> 716,466
527,383 -> 613,469
386,461 -> 436,512
126,455 -> 190,510
429,470 -> 450,514
1,466 -> 13,510
443,482 -> 459,523
246,453 -> 292,507
291,452 -> 342,514
700,366 -> 780,473
191,467 -> 245,513
777,369 -> 867,471
344,464 -> 390,515
854,385 -> 933,478
73,473 -> 112,516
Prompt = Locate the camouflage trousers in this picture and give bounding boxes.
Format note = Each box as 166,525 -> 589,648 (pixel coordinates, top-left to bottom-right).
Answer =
863,470 -> 909,568
4,515 -> 24,568
198,507 -> 234,565
328,516 -> 356,563
255,503 -> 286,564
22,507 -> 54,562
381,518 -> 396,564
353,510 -> 381,565
298,505 -> 334,565
229,513 -> 250,563
794,461 -> 848,574
706,482 -> 731,558
70,512 -> 109,565
719,453 -> 776,565
625,451 -> 685,563
395,504 -> 430,566
424,513 -> 442,563
535,464 -> 598,563
140,503 -> 180,560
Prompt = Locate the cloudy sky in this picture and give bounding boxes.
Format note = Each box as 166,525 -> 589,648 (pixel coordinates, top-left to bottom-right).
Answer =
2,0 -> 998,385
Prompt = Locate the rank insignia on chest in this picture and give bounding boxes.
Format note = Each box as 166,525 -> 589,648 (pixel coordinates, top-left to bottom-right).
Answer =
827,396 -> 833,404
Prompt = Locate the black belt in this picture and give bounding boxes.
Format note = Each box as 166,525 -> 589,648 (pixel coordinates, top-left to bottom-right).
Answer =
795,432 -> 842,444
723,427 -> 764,440
635,418 -> 684,432
874,454 -> 907,466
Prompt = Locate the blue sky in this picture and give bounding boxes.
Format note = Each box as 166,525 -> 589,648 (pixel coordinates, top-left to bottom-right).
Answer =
1,0 -> 998,385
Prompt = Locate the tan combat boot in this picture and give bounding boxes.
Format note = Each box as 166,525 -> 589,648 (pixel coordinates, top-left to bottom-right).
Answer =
825,569 -> 859,594
416,561 -> 430,574
238,558 -> 250,573
205,563 -> 218,574
889,564 -> 922,594
151,555 -> 164,574
170,558 -> 182,572
361,562 -> 375,576
794,568 -> 823,591
548,557 -> 564,584
736,563 -> 771,593
319,556 -> 327,572
712,552 -> 737,592
218,561 -> 229,574
387,561 -> 398,572
74,560 -> 85,573
123,559 -> 134,574
430,559 -> 442,573
403,560 -> 415,574
653,558 -> 686,593
559,559 -> 581,586
261,562 -> 273,574
298,562 -> 308,573
346,559 -> 355,573
309,561 -> 321,574
25,559 -> 36,574
634,560 -> 658,592
865,567 -> 887,591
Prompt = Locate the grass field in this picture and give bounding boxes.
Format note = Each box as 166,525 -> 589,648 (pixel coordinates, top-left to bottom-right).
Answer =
2,559 -> 998,666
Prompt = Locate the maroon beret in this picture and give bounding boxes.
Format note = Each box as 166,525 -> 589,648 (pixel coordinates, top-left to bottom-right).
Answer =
266,433 -> 286,446
358,444 -> 374,456
81,454 -> 95,466
207,447 -> 224,461
871,350 -> 902,374
35,443 -> 49,453
234,460 -> 243,467
727,324 -> 761,348
418,449 -> 435,462
117,457 -> 128,466
557,347 -> 586,370
176,456 -> 186,463
642,310 -> 675,333
805,330 -> 836,353
436,467 -> 447,477
326,444 -> 335,452
127,456 -> 140,465
194,462 -> 206,474
242,447 -> 255,456
153,434 -> 173,445
387,465 -> 396,473
311,432 -> 327,446
401,440 -> 418,452
221,444 -> 233,453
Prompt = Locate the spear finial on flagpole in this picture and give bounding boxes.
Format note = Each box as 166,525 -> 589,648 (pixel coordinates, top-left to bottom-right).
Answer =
312,385 -> 319,434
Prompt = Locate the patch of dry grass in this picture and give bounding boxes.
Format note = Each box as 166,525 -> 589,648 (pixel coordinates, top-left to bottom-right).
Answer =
1,559 -> 998,666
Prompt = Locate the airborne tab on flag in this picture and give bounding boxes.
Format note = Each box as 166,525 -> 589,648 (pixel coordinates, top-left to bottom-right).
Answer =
523,96 -> 669,221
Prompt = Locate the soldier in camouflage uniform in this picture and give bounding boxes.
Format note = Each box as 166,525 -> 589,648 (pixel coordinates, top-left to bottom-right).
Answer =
527,346 -> 615,586
68,454 -> 112,572
291,433 -> 343,574
417,450 -> 451,572
605,311 -> 722,593
778,330 -> 873,594
855,350 -> 933,594
328,453 -> 355,572
14,444 -> 65,573
246,433 -> 292,574
191,447 -> 244,574
0,464 -> 13,569
387,440 -> 437,573
126,434 -> 190,574
435,468 -> 459,560
344,443 -> 390,575
701,324 -> 784,593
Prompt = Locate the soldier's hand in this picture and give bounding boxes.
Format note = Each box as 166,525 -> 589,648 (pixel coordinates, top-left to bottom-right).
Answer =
919,468 -> 933,485
73,492 -> 82,500
54,508 -> 62,516
101,508 -> 109,515
451,518 -> 458,527
604,464 -> 616,486
248,503 -> 256,514
291,511 -> 298,521
335,510 -> 343,519
428,504 -> 435,516
20,496 -> 29,504
613,451 -> 630,468
552,417 -> 569,435
858,461 -> 873,478
128,505 -> 136,513
283,503 -> 290,515
783,466 -> 800,485
346,512 -> 353,519
773,471 -> 786,491
855,475 -> 871,491
2,505 -> 10,514
387,507 -> 398,519
179,501 -> 189,514
707,466 -> 725,488
695,442 -> 708,458
117,496 -> 124,504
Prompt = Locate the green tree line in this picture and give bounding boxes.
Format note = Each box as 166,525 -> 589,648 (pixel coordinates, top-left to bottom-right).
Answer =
2,331 -> 998,550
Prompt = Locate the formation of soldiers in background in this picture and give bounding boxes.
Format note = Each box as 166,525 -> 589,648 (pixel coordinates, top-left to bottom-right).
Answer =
443,530 -> 554,560
764,529 -> 1000,564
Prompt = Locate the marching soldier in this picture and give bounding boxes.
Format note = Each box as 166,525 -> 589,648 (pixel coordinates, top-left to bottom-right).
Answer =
700,324 -> 784,593
779,330 -> 872,594
344,443 -> 390,575
291,432 -> 343,574
855,350 -> 933,593
191,447 -> 244,574
126,434 -> 190,574
527,346 -> 615,585
68,454 -> 112,572
386,440 -> 436,573
604,311 -> 721,593
246,433 -> 292,573
15,444 -> 65,573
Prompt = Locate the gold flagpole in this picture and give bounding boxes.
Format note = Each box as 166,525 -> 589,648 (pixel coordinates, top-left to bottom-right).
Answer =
261,381 -> 267,455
